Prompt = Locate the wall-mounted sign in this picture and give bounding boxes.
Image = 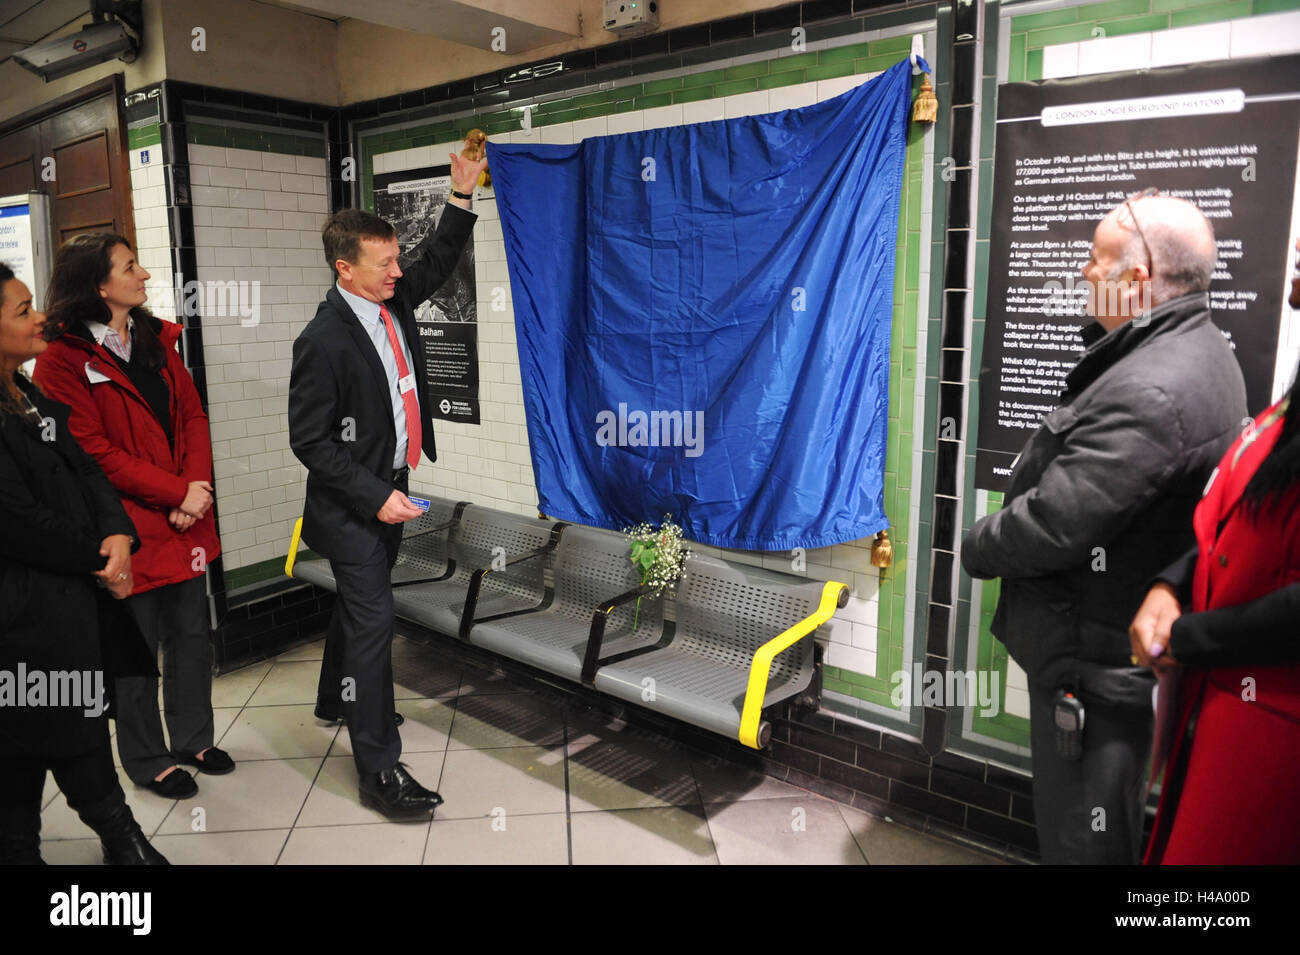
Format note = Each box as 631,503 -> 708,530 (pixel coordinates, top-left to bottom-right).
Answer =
975,56 -> 1300,490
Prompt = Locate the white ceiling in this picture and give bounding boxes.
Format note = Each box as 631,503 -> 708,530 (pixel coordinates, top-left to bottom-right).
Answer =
0,0 -> 583,66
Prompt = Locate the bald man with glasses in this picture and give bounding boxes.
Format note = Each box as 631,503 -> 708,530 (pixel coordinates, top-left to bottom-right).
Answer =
962,191 -> 1247,864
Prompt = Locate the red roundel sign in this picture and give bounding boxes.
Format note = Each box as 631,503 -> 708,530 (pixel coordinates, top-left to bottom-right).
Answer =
73,39 -> 87,52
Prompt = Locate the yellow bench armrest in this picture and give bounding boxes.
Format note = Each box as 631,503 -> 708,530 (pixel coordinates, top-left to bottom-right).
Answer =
285,517 -> 305,579
738,580 -> 849,749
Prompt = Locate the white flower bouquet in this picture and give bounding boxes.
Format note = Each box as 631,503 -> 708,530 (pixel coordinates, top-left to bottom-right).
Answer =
624,518 -> 689,626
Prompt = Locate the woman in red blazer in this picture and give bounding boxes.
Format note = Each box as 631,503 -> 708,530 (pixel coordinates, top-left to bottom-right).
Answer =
34,234 -> 234,799
1130,250 -> 1300,864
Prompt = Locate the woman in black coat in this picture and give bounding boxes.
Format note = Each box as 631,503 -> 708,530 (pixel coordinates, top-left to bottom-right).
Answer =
0,263 -> 167,865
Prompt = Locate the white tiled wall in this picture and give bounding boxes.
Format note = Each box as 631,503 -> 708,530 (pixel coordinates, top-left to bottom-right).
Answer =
1039,9 -> 1300,79
185,142 -> 331,572
130,143 -> 176,322
379,73 -> 898,680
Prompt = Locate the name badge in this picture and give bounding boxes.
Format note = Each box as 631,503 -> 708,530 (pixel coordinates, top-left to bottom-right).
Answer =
398,374 -> 416,395
85,362 -> 112,385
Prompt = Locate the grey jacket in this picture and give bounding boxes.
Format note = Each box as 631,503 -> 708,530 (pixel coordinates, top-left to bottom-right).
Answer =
962,291 -> 1247,689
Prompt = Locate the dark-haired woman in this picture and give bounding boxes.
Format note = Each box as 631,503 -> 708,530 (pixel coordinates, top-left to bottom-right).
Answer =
34,234 -> 232,799
1129,242 -> 1300,864
0,263 -> 166,864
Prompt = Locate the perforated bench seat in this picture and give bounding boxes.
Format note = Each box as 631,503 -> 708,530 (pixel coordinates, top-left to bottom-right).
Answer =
287,502 -> 849,751
391,505 -> 560,638
592,554 -> 848,749
465,525 -> 667,682
287,497 -> 462,591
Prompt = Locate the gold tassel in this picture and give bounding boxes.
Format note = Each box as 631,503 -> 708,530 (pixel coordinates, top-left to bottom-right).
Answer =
912,73 -> 937,125
463,128 -> 492,188
870,530 -> 894,568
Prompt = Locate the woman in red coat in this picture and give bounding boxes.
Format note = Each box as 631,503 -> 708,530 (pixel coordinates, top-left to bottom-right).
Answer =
34,234 -> 234,799
1129,250 -> 1300,864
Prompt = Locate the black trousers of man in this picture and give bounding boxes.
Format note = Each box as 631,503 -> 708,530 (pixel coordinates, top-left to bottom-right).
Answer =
315,474 -> 407,775
1027,663 -> 1155,864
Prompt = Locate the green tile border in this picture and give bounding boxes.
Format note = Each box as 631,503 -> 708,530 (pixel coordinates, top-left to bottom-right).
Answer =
223,550 -> 321,591
1090,0 -> 1153,17
187,122 -> 326,158
834,96 -> 929,709
128,122 -> 162,150
1169,0 -> 1253,27
1097,13 -> 1172,35
359,34 -> 921,169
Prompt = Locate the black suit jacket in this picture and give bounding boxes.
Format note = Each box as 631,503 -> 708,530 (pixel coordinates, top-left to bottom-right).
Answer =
288,203 -> 476,560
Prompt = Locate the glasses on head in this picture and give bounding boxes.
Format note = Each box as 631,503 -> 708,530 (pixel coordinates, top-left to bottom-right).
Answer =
1122,186 -> 1159,278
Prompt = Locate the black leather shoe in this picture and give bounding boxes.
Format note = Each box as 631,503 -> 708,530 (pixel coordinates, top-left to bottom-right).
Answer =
314,704 -> 404,726
176,747 -> 235,775
76,788 -> 169,865
358,763 -> 443,819
143,768 -> 198,799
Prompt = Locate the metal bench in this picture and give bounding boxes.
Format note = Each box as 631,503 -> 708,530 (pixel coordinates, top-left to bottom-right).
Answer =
463,524 -> 669,683
285,496 -> 464,590
591,553 -> 848,749
285,503 -> 849,752
390,505 -> 563,639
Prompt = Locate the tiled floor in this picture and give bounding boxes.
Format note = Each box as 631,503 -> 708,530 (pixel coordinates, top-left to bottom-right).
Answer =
37,635 -> 1004,865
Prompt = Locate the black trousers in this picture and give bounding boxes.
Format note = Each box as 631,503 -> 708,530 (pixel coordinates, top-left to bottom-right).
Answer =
1,720 -> 120,840
1028,666 -> 1155,864
315,513 -> 405,775
115,575 -> 215,783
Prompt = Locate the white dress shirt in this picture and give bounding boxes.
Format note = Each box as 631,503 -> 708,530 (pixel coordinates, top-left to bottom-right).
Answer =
84,317 -> 134,362
336,282 -> 419,470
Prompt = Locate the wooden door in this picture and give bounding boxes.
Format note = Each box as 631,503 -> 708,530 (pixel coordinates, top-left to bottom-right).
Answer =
0,124 -> 40,196
0,75 -> 135,248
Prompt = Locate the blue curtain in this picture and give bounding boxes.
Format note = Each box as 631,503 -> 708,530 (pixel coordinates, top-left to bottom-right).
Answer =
489,58 -> 917,550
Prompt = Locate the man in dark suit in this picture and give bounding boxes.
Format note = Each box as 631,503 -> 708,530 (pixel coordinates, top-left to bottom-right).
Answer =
288,151 -> 486,817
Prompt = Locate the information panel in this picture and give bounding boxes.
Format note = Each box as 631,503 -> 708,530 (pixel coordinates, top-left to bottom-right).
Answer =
975,56 -> 1300,490
372,166 -> 481,425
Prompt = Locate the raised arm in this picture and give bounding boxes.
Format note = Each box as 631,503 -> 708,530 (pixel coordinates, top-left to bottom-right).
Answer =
396,151 -> 484,307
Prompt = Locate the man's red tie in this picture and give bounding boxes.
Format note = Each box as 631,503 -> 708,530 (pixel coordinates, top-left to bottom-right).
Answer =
379,304 -> 422,469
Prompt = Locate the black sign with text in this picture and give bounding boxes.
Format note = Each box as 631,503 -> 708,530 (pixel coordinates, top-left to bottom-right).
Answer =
975,55 -> 1300,490
373,165 -> 481,425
